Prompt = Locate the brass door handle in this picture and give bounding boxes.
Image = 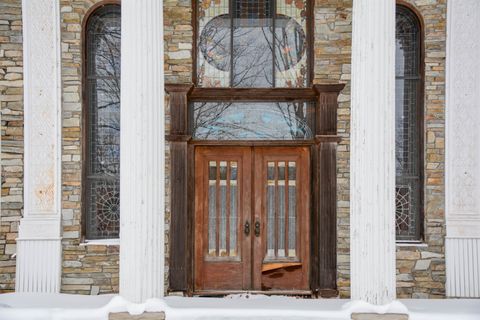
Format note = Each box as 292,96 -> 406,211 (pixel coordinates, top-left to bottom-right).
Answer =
244,221 -> 250,236
255,221 -> 260,237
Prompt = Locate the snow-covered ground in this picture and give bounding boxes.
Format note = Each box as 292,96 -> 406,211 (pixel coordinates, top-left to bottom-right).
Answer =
0,293 -> 478,320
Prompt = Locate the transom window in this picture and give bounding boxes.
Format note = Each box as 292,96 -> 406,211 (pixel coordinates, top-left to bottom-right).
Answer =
191,101 -> 315,140
84,4 -> 121,239
395,5 -> 423,241
196,0 -> 309,88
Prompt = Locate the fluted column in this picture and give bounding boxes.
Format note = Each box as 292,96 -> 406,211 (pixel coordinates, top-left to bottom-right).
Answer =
350,0 -> 396,304
119,0 -> 165,302
16,0 -> 62,293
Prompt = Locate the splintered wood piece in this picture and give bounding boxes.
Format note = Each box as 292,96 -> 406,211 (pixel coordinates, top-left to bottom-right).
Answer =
262,262 -> 302,273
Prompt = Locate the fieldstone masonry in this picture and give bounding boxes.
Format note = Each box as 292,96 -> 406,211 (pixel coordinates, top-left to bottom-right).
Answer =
0,0 -> 446,298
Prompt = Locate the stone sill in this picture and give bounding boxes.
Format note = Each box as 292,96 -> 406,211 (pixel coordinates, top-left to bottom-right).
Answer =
396,242 -> 428,248
81,238 -> 120,246
109,312 -> 165,320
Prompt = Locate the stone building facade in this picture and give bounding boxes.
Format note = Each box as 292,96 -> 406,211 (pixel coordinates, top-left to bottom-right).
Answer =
1,0 -> 447,298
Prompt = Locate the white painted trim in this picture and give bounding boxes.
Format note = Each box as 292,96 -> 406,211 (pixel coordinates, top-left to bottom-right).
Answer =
396,242 -> 429,248
445,0 -> 480,298
446,237 -> 480,297
16,0 -> 62,293
445,0 -> 480,238
81,239 -> 120,246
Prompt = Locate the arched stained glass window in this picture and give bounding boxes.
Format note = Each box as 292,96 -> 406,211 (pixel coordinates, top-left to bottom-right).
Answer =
395,5 -> 423,241
84,4 -> 121,239
196,0 -> 309,88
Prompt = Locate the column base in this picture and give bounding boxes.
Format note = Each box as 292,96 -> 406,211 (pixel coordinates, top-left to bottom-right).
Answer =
15,218 -> 62,292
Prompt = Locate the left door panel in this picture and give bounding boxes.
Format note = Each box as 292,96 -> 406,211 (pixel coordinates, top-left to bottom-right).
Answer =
194,147 -> 252,291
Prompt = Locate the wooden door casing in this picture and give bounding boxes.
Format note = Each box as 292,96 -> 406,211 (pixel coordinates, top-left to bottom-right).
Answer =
253,147 -> 310,291
194,147 -> 252,291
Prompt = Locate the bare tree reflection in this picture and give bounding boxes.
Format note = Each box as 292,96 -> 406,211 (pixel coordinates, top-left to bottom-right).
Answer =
89,16 -> 121,176
198,12 -> 306,88
192,102 -> 313,140
85,7 -> 121,239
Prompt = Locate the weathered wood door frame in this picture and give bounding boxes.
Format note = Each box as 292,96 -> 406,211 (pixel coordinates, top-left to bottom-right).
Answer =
193,146 -> 310,294
165,84 -> 344,297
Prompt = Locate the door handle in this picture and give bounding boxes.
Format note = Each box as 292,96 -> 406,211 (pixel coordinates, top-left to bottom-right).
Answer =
244,221 -> 250,236
255,221 -> 260,237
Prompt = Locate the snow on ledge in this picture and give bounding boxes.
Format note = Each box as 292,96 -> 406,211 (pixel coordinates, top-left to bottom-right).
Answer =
0,293 -> 479,320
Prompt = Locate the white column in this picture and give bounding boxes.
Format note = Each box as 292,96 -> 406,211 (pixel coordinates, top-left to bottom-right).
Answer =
119,0 -> 165,302
16,0 -> 62,293
350,0 -> 396,305
445,0 -> 480,298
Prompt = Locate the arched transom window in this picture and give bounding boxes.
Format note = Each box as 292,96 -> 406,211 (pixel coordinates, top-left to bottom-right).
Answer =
395,5 -> 423,241
196,0 -> 309,88
84,4 -> 121,239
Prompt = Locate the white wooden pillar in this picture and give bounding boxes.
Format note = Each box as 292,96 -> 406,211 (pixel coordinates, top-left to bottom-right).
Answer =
350,0 -> 396,305
16,0 -> 62,293
445,0 -> 480,298
119,0 -> 165,302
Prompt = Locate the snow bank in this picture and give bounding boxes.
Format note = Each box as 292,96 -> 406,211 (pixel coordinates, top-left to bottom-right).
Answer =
0,293 -> 478,320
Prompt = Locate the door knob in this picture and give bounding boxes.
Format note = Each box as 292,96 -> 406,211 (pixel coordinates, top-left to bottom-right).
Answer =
244,221 -> 250,236
255,221 -> 260,237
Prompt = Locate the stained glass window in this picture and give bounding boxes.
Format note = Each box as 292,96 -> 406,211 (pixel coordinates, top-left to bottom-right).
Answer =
395,5 -> 422,241
191,101 -> 314,140
85,5 -> 121,239
197,0 -> 308,88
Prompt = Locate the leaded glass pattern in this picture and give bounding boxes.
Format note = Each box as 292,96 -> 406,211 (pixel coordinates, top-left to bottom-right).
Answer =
191,101 -> 314,140
197,0 -> 308,88
85,5 -> 121,239
395,5 -> 422,240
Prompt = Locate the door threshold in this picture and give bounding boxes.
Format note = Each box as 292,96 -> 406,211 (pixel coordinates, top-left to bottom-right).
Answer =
193,290 -> 313,297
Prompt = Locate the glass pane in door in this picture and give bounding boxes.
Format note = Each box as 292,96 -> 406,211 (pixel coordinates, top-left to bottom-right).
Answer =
265,160 -> 297,260
207,160 -> 239,259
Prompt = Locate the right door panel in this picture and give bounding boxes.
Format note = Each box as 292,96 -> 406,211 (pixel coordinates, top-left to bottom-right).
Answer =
253,147 -> 310,291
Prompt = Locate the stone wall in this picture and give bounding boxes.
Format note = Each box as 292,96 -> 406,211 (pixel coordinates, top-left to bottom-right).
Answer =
315,0 -> 447,298
394,0 -> 446,299
60,0 -> 119,295
0,0 -> 22,293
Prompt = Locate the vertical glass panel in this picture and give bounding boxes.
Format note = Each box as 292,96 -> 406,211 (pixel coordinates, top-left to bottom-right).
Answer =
219,161 -> 228,256
197,0 -> 230,87
395,5 -> 421,240
288,162 -> 296,256
85,5 -> 121,240
229,161 -> 238,256
277,162 -> 286,257
232,1 -> 273,87
266,162 -> 276,258
191,102 -> 315,140
275,0 -> 308,87
208,161 -> 217,256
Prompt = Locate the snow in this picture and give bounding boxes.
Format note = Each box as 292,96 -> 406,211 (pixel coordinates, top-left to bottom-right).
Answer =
0,293 -> 478,320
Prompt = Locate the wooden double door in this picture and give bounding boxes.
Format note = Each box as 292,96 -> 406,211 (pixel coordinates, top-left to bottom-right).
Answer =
194,146 -> 310,293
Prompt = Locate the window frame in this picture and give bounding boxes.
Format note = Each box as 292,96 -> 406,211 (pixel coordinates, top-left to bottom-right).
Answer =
81,0 -> 121,241
192,0 -> 314,89
395,2 -> 425,242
